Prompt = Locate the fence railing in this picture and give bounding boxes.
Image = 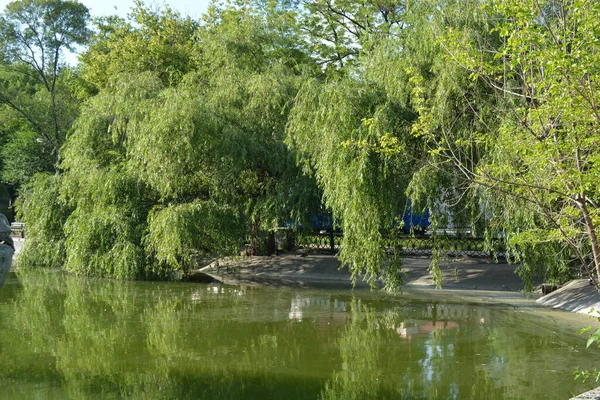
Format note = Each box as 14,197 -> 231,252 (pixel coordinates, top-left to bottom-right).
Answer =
384,236 -> 502,257
10,222 -> 25,238
297,231 -> 343,252
296,231 -> 503,258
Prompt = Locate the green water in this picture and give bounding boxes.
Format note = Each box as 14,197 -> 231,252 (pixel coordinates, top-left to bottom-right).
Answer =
0,270 -> 597,399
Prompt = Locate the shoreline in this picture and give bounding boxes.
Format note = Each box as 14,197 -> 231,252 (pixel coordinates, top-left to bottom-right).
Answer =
15,239 -> 600,317
8,237 -> 23,271
197,251 -> 529,292
195,251 -> 600,317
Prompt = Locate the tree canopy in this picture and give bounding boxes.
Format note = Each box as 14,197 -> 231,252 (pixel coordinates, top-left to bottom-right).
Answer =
18,0 -> 322,279
13,0 -> 600,290
0,0 -> 90,195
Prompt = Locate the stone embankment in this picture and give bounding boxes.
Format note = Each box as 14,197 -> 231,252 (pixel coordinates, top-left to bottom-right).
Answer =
537,279 -> 600,316
570,386 -> 600,400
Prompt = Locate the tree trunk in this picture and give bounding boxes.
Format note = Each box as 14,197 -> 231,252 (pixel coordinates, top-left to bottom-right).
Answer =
266,230 -> 275,255
578,196 -> 600,287
250,217 -> 261,256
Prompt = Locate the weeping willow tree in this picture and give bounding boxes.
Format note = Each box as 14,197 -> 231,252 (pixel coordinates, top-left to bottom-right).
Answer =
288,79 -> 420,289
290,0 -> 591,289
18,1 -> 320,279
288,0 -> 500,289
288,0 -> 427,290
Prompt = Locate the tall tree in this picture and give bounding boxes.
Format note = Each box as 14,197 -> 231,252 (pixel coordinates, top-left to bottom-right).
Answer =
19,1 -> 321,278
300,0 -> 406,73
0,0 -> 90,174
433,0 -> 600,287
288,0 -> 496,288
198,0 -> 321,253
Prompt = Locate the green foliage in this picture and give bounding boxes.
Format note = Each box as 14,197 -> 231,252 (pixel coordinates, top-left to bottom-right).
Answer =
1,128 -> 55,186
80,2 -> 198,91
300,0 -> 406,74
288,77 -> 419,287
58,71 -> 236,278
15,0 -> 600,290
145,202 -> 244,275
17,173 -> 70,269
0,0 -> 90,191
440,0 -> 600,283
61,168 -> 149,278
19,1 -> 321,279
575,310 -> 600,382
0,0 -> 90,64
287,0 -> 499,287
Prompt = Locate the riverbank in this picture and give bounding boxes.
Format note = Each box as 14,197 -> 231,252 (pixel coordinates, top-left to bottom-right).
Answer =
14,239 -> 600,315
197,251 -> 524,290
537,279 -> 600,315
196,252 -> 530,305
196,251 -> 600,313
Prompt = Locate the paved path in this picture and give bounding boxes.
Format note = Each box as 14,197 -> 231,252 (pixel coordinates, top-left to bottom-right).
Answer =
197,252 -> 527,293
13,238 -> 23,255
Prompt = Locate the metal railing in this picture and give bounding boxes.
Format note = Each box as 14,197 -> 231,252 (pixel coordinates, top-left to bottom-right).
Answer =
386,236 -> 502,257
10,222 -> 25,238
296,231 -> 503,258
297,231 -> 343,252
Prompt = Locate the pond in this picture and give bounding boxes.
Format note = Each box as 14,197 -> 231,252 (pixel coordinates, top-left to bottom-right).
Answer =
0,270 -> 598,399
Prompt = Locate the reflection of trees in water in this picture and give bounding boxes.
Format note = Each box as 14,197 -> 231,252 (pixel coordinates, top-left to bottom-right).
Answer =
0,271 -> 66,395
0,271 -> 331,398
0,272 -> 595,399
320,299 -> 396,400
320,298 -> 592,400
320,299 -> 470,400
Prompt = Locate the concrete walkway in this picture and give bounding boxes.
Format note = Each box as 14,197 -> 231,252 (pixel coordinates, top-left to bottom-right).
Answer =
196,252 -> 527,293
13,238 -> 23,256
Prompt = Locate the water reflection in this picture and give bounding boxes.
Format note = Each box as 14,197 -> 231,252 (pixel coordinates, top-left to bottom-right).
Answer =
0,271 -> 597,399
319,300 -> 499,400
191,283 -> 247,302
0,244 -> 13,289
289,295 -> 348,321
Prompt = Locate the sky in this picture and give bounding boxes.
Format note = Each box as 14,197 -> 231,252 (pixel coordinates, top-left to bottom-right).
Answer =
0,0 -> 211,20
